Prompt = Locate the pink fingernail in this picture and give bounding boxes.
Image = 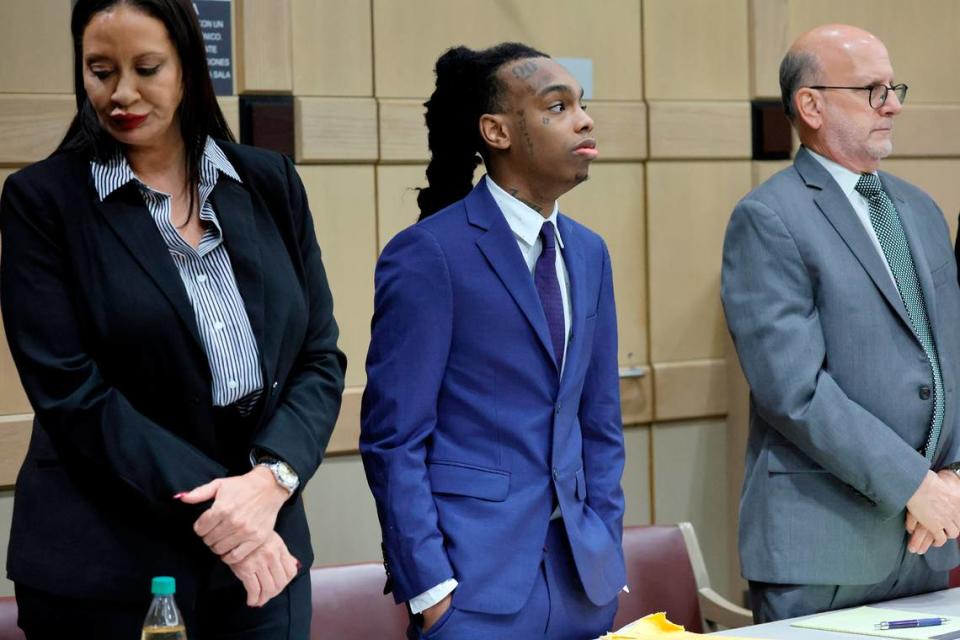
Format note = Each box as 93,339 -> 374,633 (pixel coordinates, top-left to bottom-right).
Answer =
172,493 -> 185,499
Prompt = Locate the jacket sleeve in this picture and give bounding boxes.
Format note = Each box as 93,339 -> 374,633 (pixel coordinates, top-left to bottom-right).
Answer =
251,155 -> 347,485
359,224 -> 455,603
0,170 -> 228,514
578,240 -> 626,543
721,198 -> 929,518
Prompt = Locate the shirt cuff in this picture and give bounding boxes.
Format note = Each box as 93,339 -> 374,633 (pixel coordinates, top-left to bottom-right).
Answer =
409,578 -> 458,614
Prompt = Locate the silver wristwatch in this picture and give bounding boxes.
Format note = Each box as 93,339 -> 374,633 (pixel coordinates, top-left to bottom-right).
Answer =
945,461 -> 960,480
258,458 -> 300,494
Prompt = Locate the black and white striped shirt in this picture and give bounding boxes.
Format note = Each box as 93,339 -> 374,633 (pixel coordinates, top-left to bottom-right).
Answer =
91,138 -> 264,409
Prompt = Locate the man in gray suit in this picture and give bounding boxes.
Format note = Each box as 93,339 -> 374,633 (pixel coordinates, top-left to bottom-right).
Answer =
722,24 -> 960,622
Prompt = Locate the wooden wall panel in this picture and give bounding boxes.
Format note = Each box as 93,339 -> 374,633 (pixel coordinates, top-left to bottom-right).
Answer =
237,0 -> 293,93
291,0 -> 373,97
781,0 -> 960,104
376,164 -> 429,250
297,165 -> 376,387
653,359 -> 727,421
295,97 -> 378,163
0,416 -> 31,489
217,96 -> 240,141
0,319 -> 29,416
647,161 -> 752,363
889,105 -> 960,158
622,426 -> 652,526
652,418 -> 734,600
0,0 -> 72,94
752,159 -> 792,187
647,101 -> 751,159
0,95 -> 74,165
326,388 -> 362,454
644,0 -> 750,100
621,375 -> 653,426
562,163 -> 648,367
749,0 -> 789,98
378,99 -> 428,163
372,0 -> 643,100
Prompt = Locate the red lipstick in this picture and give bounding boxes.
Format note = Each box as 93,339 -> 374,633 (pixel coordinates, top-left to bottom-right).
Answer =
110,113 -> 148,131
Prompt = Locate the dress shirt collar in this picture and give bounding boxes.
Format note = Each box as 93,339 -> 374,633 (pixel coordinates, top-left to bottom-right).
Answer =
806,147 -> 878,198
485,175 -> 564,249
91,137 -> 242,201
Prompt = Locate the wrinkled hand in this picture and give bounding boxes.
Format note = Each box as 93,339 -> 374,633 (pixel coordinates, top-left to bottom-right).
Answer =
228,531 -> 299,607
177,466 -> 290,563
421,594 -> 452,633
905,470 -> 960,554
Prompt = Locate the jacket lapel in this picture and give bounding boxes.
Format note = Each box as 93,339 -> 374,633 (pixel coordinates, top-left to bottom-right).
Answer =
210,178 -> 267,368
97,185 -> 205,351
557,214 -> 586,389
468,181 -> 559,372
884,179 -> 940,338
795,149 -> 914,333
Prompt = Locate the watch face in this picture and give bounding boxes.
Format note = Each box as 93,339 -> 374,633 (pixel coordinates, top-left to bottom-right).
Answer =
276,463 -> 298,488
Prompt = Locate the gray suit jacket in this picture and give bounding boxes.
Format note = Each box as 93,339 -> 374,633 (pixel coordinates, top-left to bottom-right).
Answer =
722,147 -> 960,585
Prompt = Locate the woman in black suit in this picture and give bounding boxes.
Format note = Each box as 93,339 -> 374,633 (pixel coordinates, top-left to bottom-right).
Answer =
0,0 -> 345,637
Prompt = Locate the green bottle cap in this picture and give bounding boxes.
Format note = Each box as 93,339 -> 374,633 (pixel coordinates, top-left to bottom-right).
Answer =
151,576 -> 176,596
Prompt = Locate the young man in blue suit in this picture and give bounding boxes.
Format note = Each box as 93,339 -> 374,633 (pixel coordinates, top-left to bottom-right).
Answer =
360,43 -> 626,639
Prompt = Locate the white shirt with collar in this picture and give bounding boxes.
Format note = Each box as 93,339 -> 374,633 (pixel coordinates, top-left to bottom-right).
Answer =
407,176 -> 574,615
807,148 -> 896,286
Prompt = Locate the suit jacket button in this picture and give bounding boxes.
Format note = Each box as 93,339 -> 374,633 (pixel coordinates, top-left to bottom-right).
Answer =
919,386 -> 932,400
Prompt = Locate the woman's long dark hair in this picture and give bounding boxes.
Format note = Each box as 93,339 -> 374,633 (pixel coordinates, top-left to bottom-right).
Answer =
57,0 -> 234,221
417,42 -> 547,220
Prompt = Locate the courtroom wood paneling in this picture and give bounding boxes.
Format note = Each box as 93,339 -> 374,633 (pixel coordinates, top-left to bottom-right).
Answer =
652,418 -> 734,600
0,318 -> 30,416
376,164 -> 430,250
653,359 -> 727,421
326,387 -> 362,454
882,159 -> 960,241
889,105 -> 960,158
621,374 -> 653,426
752,159 -> 792,187
643,0 -> 750,101
291,0 -> 373,97
724,331 -> 750,600
0,415 -> 31,489
372,0 -> 643,100
296,165 -> 376,387
646,161 -> 752,363
0,95 -> 74,165
302,454 -> 382,565
562,163 -> 648,367
622,426 -> 652,526
780,0 -> 960,103
236,0 -> 293,93
0,0 -> 72,94
647,101 -> 751,159
217,96 -> 240,141
295,97 -> 378,163
379,100 -> 647,164
749,0 -> 789,98
0,491 -> 11,596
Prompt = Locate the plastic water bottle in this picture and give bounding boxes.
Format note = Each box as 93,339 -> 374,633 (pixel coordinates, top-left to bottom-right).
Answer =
141,576 -> 187,640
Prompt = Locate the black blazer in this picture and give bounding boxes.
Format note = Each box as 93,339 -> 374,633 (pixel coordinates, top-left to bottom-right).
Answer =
0,141 -> 346,605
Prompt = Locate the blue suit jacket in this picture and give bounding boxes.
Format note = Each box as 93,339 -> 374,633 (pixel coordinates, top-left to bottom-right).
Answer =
360,179 -> 626,614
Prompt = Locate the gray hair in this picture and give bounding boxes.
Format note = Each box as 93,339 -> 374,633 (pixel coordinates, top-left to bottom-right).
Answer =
779,51 -> 821,121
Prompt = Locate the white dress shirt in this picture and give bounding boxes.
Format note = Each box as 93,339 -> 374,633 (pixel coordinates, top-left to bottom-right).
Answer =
807,148 -> 896,286
408,177 -> 573,614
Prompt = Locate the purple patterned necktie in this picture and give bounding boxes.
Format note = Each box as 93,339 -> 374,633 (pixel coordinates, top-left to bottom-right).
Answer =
535,222 -> 564,371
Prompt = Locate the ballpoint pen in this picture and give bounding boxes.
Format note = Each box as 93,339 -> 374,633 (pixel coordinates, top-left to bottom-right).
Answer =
874,617 -> 949,630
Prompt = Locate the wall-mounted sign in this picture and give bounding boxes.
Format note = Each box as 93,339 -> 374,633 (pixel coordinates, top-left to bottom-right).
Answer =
194,0 -> 233,96
556,57 -> 594,100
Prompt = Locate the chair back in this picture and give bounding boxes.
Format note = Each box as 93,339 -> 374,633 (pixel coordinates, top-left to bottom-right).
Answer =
309,562 -> 408,639
613,525 -> 703,632
0,596 -> 24,640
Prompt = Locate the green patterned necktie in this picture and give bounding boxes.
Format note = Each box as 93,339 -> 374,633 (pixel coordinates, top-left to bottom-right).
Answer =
855,172 -> 944,460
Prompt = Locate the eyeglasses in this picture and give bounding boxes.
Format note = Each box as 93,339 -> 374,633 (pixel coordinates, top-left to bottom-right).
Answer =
807,83 -> 908,109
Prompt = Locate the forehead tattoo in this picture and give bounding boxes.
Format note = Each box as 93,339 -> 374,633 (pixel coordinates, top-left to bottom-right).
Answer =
511,60 -> 539,80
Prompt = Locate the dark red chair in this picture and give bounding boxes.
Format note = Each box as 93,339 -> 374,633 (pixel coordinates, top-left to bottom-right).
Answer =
309,562 -> 408,639
0,596 -> 24,640
613,523 -> 751,633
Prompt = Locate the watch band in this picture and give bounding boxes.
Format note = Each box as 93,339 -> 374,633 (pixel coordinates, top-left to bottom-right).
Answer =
257,457 -> 300,494
943,461 -> 960,479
